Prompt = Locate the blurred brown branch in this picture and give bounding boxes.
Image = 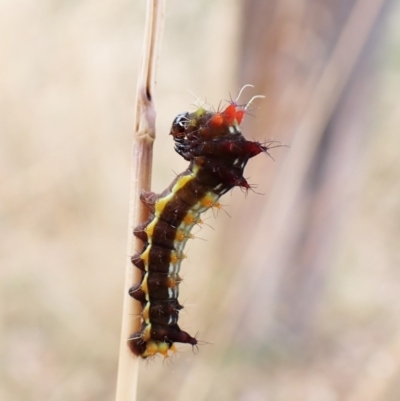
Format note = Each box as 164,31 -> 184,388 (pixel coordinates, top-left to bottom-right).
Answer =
233,0 -> 390,342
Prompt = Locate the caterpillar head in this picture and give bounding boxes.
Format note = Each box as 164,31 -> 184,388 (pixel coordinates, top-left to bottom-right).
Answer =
169,90 -> 265,163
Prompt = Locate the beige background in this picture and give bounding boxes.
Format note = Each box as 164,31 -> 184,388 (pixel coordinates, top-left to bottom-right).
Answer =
1,1 -> 400,400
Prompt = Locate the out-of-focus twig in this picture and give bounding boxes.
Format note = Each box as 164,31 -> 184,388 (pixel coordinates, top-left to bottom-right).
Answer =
115,1 -> 165,401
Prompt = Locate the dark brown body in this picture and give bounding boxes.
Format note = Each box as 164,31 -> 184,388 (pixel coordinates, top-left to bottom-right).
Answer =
128,104 -> 266,358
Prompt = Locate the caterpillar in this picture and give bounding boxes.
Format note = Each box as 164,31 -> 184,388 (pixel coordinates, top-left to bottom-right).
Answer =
128,88 -> 271,358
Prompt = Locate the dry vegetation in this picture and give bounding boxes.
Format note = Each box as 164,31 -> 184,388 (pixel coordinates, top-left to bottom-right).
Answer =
1,1 -> 400,401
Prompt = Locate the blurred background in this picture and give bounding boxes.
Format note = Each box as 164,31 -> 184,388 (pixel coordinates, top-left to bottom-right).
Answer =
1,0 -> 400,400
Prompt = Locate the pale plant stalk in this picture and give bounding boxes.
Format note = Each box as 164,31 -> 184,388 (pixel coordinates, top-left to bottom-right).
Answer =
115,1 -> 166,401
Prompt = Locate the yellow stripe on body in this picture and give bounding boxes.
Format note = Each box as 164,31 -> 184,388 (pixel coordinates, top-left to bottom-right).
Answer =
154,192 -> 174,217
141,273 -> 149,297
142,324 -> 152,342
139,246 -> 150,270
138,165 -> 225,358
154,172 -> 195,217
142,302 -> 150,323
144,218 -> 157,238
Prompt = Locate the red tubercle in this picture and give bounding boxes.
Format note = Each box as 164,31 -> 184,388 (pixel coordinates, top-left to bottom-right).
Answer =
244,141 -> 265,157
235,108 -> 245,124
210,103 -> 246,127
222,104 -> 237,125
234,176 -> 250,189
223,103 -> 246,125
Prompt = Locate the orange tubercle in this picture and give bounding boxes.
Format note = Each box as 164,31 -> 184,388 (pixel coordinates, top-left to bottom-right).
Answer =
175,230 -> 186,242
183,213 -> 196,225
210,113 -> 223,127
212,202 -> 222,210
201,195 -> 215,208
170,252 -> 178,264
